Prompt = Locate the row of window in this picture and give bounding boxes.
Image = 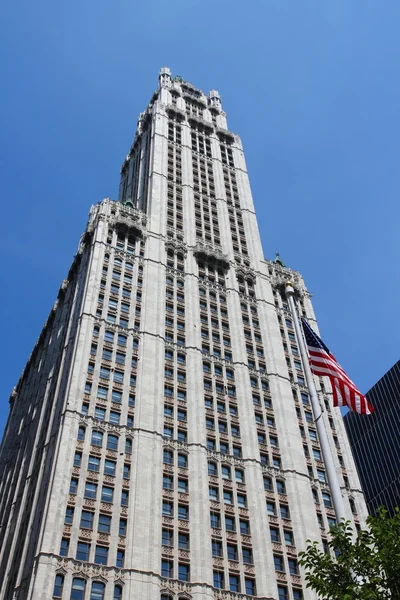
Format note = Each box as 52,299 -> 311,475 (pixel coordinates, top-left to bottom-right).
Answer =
60,539 -> 124,567
77,427 -> 133,454
53,576 -> 122,600
65,507 -> 128,536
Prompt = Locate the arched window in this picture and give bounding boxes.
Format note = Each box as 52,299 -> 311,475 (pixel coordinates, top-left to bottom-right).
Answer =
107,434 -> 119,451
53,574 -> 64,598
208,461 -> 217,476
70,578 -> 86,600
90,581 -> 105,600
91,430 -> 103,447
114,585 -> 123,600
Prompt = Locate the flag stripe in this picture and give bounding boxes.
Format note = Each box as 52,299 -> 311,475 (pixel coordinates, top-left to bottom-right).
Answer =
301,319 -> 374,415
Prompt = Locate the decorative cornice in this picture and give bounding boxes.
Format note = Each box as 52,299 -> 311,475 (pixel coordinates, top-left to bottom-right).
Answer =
193,242 -> 230,271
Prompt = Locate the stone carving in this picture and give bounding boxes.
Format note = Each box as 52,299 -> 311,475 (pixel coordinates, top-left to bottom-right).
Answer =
194,242 -> 230,271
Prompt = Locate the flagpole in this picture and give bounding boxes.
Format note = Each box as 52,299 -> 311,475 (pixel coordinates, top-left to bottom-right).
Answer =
285,282 -> 347,524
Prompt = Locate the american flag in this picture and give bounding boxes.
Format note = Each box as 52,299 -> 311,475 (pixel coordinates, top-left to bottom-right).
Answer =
301,318 -> 374,415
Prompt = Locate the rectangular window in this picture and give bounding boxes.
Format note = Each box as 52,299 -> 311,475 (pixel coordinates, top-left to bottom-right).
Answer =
98,514 -> 111,533
76,542 -> 90,561
60,538 -> 69,557
119,518 -> 127,536
104,460 -> 116,476
94,545 -> 108,565
213,571 -> 224,589
161,560 -> 173,578
101,486 -> 114,503
116,549 -> 124,568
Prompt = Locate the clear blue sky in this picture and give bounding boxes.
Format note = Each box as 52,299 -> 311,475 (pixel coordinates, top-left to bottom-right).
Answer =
0,1 -> 399,436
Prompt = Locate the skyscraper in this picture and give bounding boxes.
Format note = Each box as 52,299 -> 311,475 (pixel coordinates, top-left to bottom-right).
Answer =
0,67 -> 368,600
344,360 -> 400,517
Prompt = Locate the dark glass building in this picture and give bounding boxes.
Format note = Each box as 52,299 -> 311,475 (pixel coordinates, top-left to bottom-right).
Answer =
344,360 -> 400,516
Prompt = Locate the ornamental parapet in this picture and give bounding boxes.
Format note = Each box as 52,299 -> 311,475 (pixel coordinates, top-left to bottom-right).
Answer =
166,105 -> 186,121
188,114 -> 214,132
193,242 -> 230,271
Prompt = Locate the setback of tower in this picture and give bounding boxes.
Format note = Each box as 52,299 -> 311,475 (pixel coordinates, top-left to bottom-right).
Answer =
0,67 -> 368,600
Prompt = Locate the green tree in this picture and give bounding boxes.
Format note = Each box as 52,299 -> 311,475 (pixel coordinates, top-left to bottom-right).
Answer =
299,508 -> 400,599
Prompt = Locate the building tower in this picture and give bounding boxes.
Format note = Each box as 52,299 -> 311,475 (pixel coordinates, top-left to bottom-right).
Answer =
0,68 -> 368,600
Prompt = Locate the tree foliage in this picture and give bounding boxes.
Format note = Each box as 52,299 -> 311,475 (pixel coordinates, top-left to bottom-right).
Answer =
299,508 -> 400,599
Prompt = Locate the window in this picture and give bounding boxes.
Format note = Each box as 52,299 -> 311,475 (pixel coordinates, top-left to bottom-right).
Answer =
90,582 -> 105,600
125,438 -> 132,454
101,486 -> 114,503
317,470 -> 326,483
106,434 -> 118,451
121,490 -> 129,506
278,587 -> 289,600
221,465 -> 231,480
163,501 -> 173,516
178,454 -> 187,468
242,547 -> 253,564
161,559 -> 173,578
239,519 -> 250,534
267,501 -> 276,516
116,549 -> 125,568
95,407 -> 106,421
322,492 -> 332,508
70,478 -> 78,494
76,542 -> 90,561
210,512 -> 220,528
65,506 -> 74,525
223,490 -> 233,505
280,505 -> 290,519
226,574 -> 240,593
212,539 -> 222,557
237,494 -> 247,508
178,532 -> 189,550
88,455 -> 100,472
98,514 -> 111,533
284,530 -> 294,545
80,510 -> 94,530
288,558 -> 299,574
213,570 -> 224,589
91,430 -> 103,447
178,504 -> 188,520
235,469 -> 244,483
209,487 -> 218,501
274,555 -> 284,572
71,578 -> 86,600
227,544 -> 238,561
264,477 -> 273,491
53,574 -> 64,598
84,482 -> 97,500
245,578 -> 256,596
178,478 -> 188,493
163,474 -> 173,490
162,528 -> 173,547
60,538 -> 69,556
313,448 -> 322,461
77,426 -> 85,441
270,527 -> 280,542
276,480 -> 286,494
94,545 -> 108,565
113,586 -> 122,600
117,518 -> 127,537
225,515 -> 235,531
293,590 -> 303,600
